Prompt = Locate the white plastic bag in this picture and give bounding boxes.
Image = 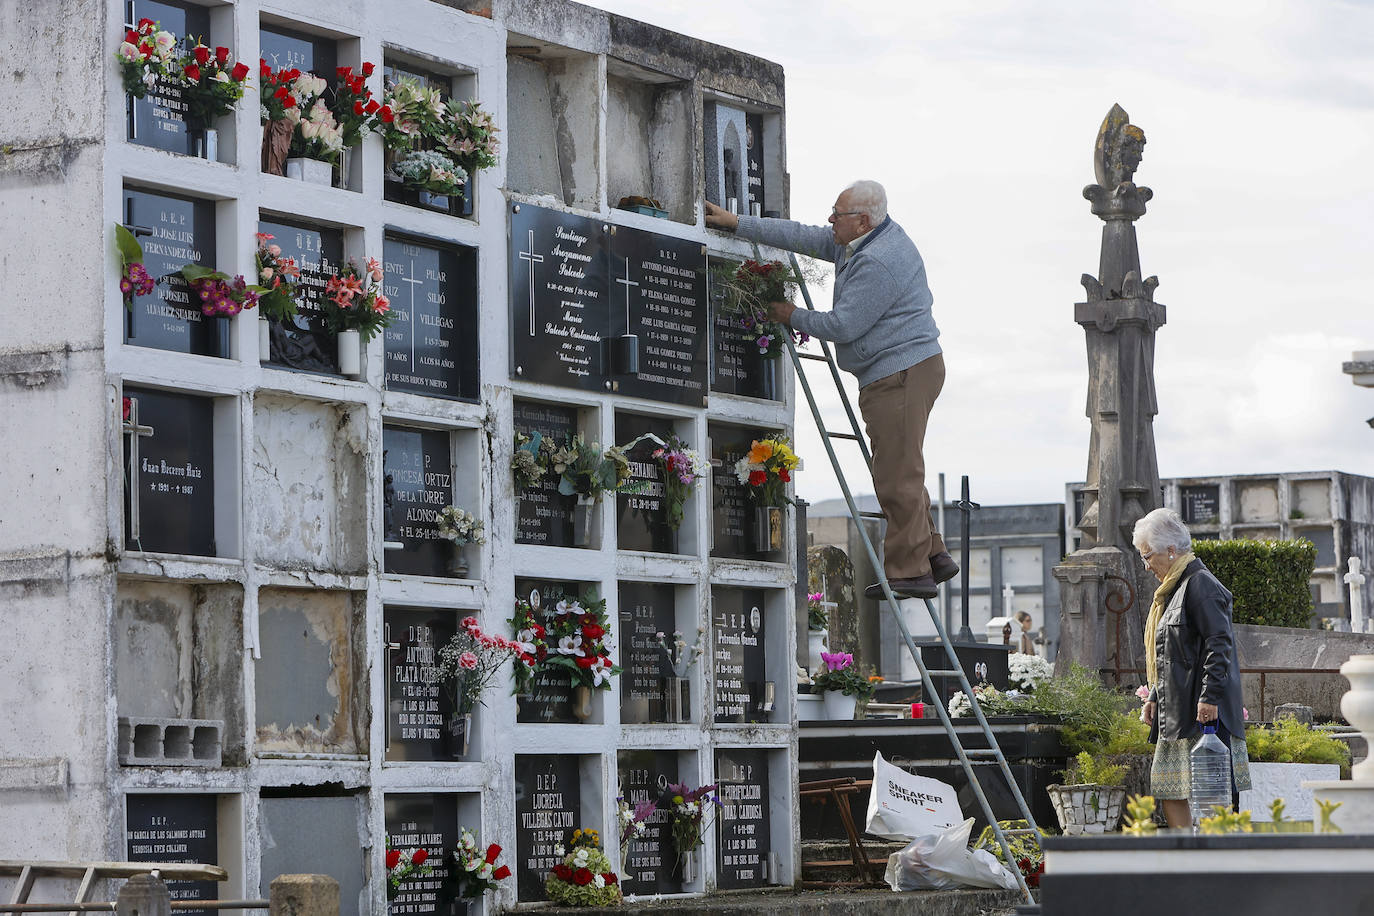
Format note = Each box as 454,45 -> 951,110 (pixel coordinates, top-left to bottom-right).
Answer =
864,751 -> 964,841
883,817 -> 1020,891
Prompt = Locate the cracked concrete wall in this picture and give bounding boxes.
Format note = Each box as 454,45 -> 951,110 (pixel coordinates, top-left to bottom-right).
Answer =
606,76 -> 693,221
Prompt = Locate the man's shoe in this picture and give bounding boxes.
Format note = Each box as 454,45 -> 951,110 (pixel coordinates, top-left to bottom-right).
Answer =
864,575 -> 938,601
930,551 -> 960,584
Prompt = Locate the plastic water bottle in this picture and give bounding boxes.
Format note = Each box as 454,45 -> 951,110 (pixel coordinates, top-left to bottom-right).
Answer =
1189,725 -> 1232,825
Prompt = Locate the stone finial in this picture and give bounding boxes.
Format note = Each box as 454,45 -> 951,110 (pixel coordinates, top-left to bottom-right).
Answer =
1093,103 -> 1147,189
117,873 -> 171,916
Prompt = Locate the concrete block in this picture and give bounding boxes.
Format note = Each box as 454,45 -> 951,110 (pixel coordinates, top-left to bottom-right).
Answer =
117,716 -> 222,767
0,756 -> 68,790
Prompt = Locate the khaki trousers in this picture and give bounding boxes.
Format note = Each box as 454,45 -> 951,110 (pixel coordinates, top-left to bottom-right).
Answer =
857,353 -> 946,579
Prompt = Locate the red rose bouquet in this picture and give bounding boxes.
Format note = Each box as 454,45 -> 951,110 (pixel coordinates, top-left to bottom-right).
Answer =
384,839 -> 432,901
179,43 -> 251,127
115,18 -> 180,98
546,828 -> 620,907
451,828 -> 512,898
330,63 -> 381,150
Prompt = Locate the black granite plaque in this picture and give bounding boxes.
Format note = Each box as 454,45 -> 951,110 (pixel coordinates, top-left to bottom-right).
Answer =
384,607 -> 460,762
617,582 -> 677,724
384,794 -> 461,916
513,400 -> 578,547
715,749 -> 771,889
123,387 -> 215,557
708,257 -> 777,401
123,188 -> 222,356
383,236 -> 478,400
125,1 -> 206,155
510,205 -> 608,391
615,414 -> 676,554
513,578 -> 582,724
710,427 -> 771,559
259,217 -> 343,374
514,754 -> 582,902
383,426 -> 453,577
712,588 -> 767,725
617,750 -> 680,895
259,24 -> 336,76
126,793 -> 218,915
745,114 -> 765,214
608,230 -> 708,406
1180,485 -> 1221,525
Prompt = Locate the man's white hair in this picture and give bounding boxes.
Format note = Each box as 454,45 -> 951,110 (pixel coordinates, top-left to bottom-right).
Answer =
844,180 -> 888,223
1132,507 -> 1192,554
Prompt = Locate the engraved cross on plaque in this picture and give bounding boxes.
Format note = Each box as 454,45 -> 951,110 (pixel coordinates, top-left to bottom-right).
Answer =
384,622 -> 404,750
122,396 -> 156,542
518,229 -> 543,336
615,256 -> 639,329
400,258 -> 423,370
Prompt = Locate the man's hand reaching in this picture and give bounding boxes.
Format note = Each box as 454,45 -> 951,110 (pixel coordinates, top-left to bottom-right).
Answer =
704,200 -> 739,231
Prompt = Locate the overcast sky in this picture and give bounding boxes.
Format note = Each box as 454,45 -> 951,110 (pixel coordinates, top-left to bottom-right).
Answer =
588,0 -> 1374,508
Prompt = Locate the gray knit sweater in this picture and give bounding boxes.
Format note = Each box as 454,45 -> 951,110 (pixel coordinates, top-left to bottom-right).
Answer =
735,213 -> 940,388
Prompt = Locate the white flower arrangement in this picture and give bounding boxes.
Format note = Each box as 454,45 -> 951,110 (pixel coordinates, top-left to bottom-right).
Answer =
437,505 -> 486,546
1007,653 -> 1054,692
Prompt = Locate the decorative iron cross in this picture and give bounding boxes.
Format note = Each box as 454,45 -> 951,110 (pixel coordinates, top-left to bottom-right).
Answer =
615,256 -> 639,329
122,396 -> 155,543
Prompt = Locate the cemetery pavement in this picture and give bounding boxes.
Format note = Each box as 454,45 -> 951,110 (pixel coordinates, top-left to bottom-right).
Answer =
537,886 -> 1025,916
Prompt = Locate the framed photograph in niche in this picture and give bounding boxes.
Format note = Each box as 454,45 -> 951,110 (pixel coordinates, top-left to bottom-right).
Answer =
123,187 -> 223,357
122,386 -> 216,557
257,216 -> 343,375
124,0 -> 207,156
382,426 -> 453,578
383,235 -> 479,400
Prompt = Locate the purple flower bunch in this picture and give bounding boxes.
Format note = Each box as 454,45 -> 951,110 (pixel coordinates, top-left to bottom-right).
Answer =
119,262 -> 156,300
191,273 -> 260,317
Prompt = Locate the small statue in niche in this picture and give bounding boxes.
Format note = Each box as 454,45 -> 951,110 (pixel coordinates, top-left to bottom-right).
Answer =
383,456 -> 399,542
723,148 -> 741,210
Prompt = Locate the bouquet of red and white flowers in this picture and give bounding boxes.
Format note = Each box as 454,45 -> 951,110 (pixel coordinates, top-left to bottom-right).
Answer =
384,839 -> 431,900
115,18 -> 180,98
434,617 -> 520,715
546,828 -> 621,907
451,828 -> 512,898
545,594 -> 621,691
179,43 -> 251,126
321,257 -> 392,342
732,436 -> 799,508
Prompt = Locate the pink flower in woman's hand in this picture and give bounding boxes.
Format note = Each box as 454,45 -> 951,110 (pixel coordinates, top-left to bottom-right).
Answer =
1243,707 -> 1250,720
1135,685 -> 1150,701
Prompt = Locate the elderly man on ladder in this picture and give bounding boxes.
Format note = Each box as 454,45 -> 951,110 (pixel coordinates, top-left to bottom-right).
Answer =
706,179 -> 954,600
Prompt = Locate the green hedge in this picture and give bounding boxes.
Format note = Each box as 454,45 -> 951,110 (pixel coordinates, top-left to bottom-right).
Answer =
1192,538 -> 1316,628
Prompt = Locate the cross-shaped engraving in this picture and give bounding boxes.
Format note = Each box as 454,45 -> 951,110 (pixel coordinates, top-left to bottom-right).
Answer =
518,229 -> 543,336
384,622 -> 404,750
400,259 -> 423,370
615,256 -> 640,329
122,396 -> 155,543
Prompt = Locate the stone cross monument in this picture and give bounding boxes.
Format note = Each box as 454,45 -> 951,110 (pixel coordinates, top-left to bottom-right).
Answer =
1054,104 -> 1167,679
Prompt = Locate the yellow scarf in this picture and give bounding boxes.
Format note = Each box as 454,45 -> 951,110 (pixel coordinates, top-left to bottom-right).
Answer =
1144,551 -> 1195,688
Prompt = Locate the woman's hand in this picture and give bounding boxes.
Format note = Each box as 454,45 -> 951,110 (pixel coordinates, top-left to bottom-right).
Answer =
1142,700 -> 1157,726
1197,701 -> 1218,724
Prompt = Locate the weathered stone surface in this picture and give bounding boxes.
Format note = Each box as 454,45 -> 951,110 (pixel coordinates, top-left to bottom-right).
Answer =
1274,704 -> 1315,725
116,873 -> 171,916
269,873 -> 339,916
807,545 -> 858,660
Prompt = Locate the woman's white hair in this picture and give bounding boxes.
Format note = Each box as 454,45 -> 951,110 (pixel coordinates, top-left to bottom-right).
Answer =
844,180 -> 888,223
1132,507 -> 1192,554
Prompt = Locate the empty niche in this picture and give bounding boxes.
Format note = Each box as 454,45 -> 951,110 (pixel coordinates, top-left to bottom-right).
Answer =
1235,479 -> 1280,524
255,587 -> 368,756
606,64 -> 694,223
251,394 -> 368,574
505,40 -> 600,210
114,580 -> 246,764
259,789 -> 367,909
1290,478 -> 1331,520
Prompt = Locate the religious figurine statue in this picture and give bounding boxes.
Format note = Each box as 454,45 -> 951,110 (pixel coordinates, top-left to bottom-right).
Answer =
1092,103 -> 1148,191
383,456 -> 399,542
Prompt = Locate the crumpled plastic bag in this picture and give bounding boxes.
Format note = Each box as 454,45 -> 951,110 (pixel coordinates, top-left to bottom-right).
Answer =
883,817 -> 1020,891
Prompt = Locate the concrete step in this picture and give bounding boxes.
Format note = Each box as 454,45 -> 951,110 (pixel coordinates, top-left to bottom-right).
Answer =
540,886 -> 1027,916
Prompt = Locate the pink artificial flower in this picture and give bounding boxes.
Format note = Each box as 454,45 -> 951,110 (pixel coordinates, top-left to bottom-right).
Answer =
1243,707 -> 1250,721
462,615 -> 480,631
458,651 -> 479,670
373,294 -> 390,314
1135,685 -> 1151,701
820,651 -> 853,671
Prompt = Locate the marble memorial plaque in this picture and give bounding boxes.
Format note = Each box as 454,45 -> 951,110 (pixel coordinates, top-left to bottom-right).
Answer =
513,578 -> 582,724
383,236 -> 478,400
1180,485 -> 1221,524
712,588 -> 767,725
122,387 -> 215,557
617,582 -> 677,724
708,257 -> 776,401
258,24 -> 336,76
710,427 -> 771,559
614,414 -> 676,554
383,426 -> 453,577
715,748 -> 771,889
258,217 -> 343,374
514,754 -> 581,902
384,607 -> 459,762
125,1 -> 206,156
513,400 -> 577,547
745,113 -> 765,214
617,750 -> 681,895
123,188 -> 220,356
126,793 -> 218,915
384,794 -> 460,916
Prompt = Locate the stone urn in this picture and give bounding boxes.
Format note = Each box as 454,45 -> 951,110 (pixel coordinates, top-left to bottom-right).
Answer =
1341,654 -> 1374,782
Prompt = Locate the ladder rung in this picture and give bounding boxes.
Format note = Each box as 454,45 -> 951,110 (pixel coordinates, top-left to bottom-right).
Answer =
826,431 -> 861,441
797,351 -> 829,361
964,749 -> 1002,758
925,669 -> 963,679
857,510 -> 886,519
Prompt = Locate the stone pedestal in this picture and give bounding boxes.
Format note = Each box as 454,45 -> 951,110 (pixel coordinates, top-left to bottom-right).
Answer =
1306,654 -> 1374,833
270,873 -> 339,916
1053,546 -> 1150,678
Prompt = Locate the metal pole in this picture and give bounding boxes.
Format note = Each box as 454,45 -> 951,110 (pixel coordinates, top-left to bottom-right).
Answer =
938,472 -> 950,635
955,475 -> 979,642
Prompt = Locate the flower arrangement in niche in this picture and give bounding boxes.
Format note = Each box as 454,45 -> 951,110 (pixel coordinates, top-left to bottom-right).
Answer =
665,783 -> 722,862
379,79 -> 501,197
451,827 -> 512,898
258,63 -> 301,122
508,598 -> 548,695
178,43 -> 251,127
329,63 -> 381,149
442,98 -> 501,178
1007,653 -> 1054,693
434,617 -> 520,715
390,149 -> 467,196
178,266 -> 261,317
253,233 -> 301,321
812,652 -> 877,699
436,506 -> 486,546
511,431 -> 555,491
553,436 -> 639,501
545,828 -> 621,907
616,795 -> 657,865
116,18 -> 180,98
712,258 -> 812,358
656,628 -> 705,679
733,436 -> 799,508
651,434 -> 706,530
114,225 -> 157,308
384,839 -> 432,900
807,591 -> 828,631
321,257 -> 392,341
544,594 -> 621,690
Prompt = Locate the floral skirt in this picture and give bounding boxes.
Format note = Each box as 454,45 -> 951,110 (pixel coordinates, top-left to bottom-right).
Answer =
1150,731 -> 1252,800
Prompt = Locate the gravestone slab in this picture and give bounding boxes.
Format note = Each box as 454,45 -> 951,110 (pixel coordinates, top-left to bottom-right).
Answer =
259,23 -> 336,76
617,582 -> 676,724
513,401 -> 578,547
122,387 -> 215,557
383,236 -> 479,400
715,748 -> 771,889
384,607 -> 460,762
384,794 -> 461,916
513,578 -> 584,724
708,256 -> 776,400
710,426 -> 772,559
514,754 -> 582,902
712,588 -> 768,724
1180,484 -> 1221,524
126,793 -> 218,915
745,113 -> 765,215
125,1 -> 206,156
258,217 -> 343,375
383,426 -> 453,578
615,414 -> 676,554
617,750 -> 681,895
123,188 -> 222,356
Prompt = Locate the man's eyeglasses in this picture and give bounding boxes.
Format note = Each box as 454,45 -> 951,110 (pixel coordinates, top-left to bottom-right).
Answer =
830,209 -> 864,219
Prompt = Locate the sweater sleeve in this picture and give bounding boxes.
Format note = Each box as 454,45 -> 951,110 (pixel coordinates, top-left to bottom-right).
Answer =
790,256 -> 899,344
735,214 -> 843,263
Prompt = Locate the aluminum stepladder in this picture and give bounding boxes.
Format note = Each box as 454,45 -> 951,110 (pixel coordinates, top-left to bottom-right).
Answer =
781,251 -> 1042,903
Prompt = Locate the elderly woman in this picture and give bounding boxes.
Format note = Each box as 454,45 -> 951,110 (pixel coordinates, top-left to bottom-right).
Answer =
1133,507 -> 1250,828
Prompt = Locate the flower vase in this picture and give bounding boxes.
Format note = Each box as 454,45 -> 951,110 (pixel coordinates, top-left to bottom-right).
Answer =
573,495 -> 596,547
415,189 -> 452,212
335,147 -> 353,191
822,690 -> 857,721
336,329 -> 361,378
675,849 -> 696,885
190,126 -> 217,161
571,684 -> 593,722
258,317 -> 271,363
445,542 -> 469,578
285,156 -> 334,186
458,175 -> 475,217
445,711 -> 471,759
208,315 -> 232,360
807,629 -> 828,676
262,118 -> 292,175
752,505 -> 784,553
664,676 -> 690,723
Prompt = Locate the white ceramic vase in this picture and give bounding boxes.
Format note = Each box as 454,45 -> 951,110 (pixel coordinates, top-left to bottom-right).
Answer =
284,156 -> 333,186
807,629 -> 828,676
822,690 -> 857,721
336,329 -> 361,378
257,317 -> 271,363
